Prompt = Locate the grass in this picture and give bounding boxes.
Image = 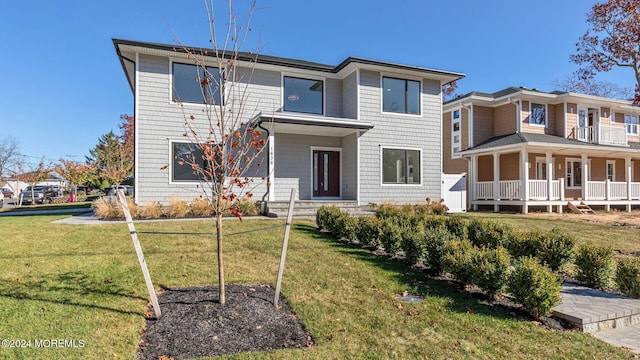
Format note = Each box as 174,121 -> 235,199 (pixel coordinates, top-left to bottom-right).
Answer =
453,211 -> 639,253
0,214 -> 634,359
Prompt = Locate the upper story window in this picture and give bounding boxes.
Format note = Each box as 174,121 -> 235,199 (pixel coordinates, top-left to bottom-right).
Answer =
530,103 -> 547,126
283,76 -> 323,114
172,63 -> 222,105
626,114 -> 638,135
382,77 -> 420,115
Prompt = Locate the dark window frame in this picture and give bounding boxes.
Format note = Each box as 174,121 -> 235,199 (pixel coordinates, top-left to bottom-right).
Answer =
172,62 -> 224,105
381,147 -> 421,185
171,141 -> 223,183
283,76 -> 324,115
382,77 -> 421,115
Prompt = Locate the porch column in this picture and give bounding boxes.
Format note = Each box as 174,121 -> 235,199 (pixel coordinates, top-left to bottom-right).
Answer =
581,154 -> 588,201
520,149 -> 529,214
268,130 -> 275,202
471,155 -> 478,211
626,157 -> 632,212
546,151 -> 553,212
493,152 -> 500,212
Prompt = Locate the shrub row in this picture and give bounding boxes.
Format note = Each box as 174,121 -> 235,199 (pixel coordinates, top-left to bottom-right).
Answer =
316,206 -> 563,316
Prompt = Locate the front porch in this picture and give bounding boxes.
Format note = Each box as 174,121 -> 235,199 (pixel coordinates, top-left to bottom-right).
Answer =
474,178 -> 640,213
464,134 -> 640,213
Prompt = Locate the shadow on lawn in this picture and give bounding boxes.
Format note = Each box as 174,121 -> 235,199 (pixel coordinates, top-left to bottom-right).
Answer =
0,270 -> 146,315
294,224 -> 518,322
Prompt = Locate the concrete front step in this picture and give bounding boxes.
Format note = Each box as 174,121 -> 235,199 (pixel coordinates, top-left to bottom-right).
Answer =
265,201 -> 373,218
553,283 -> 640,333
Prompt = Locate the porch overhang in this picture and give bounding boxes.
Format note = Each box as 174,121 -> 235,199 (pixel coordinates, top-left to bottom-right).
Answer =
250,112 -> 374,137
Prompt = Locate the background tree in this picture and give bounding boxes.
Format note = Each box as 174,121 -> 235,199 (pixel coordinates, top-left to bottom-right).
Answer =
119,114 -> 134,161
16,159 -> 51,205
442,81 -> 459,102
570,0 -> 640,95
0,135 -> 20,181
55,159 -> 96,201
170,0 -> 268,305
552,73 -> 633,99
87,130 -> 133,187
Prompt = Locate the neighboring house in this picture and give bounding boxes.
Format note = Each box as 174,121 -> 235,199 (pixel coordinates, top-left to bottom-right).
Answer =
443,87 -> 640,213
113,39 -> 464,207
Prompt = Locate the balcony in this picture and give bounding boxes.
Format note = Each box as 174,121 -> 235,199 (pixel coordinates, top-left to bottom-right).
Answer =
577,125 -> 627,146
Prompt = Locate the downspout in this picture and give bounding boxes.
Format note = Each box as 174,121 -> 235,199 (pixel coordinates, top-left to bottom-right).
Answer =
510,97 -> 521,133
257,120 -> 271,214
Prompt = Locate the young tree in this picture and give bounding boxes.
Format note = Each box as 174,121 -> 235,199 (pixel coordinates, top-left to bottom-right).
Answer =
571,0 -> 640,91
55,159 -> 96,201
170,0 -> 268,305
16,159 -> 51,205
0,135 -> 20,181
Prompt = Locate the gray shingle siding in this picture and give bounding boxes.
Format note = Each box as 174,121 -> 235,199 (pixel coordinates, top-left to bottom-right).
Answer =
357,70 -> 442,204
342,72 -> 358,119
341,132 -> 358,200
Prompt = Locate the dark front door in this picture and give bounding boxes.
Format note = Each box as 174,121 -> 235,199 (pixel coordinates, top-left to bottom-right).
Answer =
313,150 -> 340,197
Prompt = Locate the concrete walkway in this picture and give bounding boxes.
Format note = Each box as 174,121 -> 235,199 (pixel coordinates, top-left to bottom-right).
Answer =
554,283 -> 640,353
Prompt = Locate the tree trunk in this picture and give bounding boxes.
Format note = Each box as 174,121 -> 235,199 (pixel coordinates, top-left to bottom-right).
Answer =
216,213 -> 225,305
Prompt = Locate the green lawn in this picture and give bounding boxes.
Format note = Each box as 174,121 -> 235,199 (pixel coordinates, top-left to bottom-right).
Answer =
0,214 -> 633,359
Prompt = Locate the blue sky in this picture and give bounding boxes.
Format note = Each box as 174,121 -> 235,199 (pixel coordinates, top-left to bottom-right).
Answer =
0,0 -> 635,167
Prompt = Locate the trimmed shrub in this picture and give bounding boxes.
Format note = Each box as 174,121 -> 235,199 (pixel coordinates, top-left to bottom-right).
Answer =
444,216 -> 468,240
467,219 -> 513,249
355,216 -> 382,248
443,239 -> 477,286
333,212 -> 358,241
616,257 -> 640,298
509,228 -> 575,272
472,247 -> 511,299
400,223 -> 427,266
316,205 -> 341,231
424,226 -> 456,275
574,243 -> 614,289
508,256 -> 562,317
538,228 -> 575,271
379,218 -> 404,256
374,203 -> 403,219
414,198 -> 448,215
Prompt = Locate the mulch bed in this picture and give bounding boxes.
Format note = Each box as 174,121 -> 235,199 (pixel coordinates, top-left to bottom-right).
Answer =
137,284 -> 313,360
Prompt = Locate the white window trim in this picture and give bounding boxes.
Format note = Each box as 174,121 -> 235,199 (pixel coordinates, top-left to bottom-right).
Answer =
169,58 -> 225,107
380,146 -> 423,186
625,114 -> 639,135
534,156 -> 555,180
529,102 -> 548,128
380,73 -> 423,117
565,158 -> 585,189
607,160 -> 616,182
309,146 -> 342,200
451,109 -> 462,159
281,72 -> 326,116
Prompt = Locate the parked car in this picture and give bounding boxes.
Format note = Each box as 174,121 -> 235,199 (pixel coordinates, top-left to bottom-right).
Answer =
105,185 -> 134,197
1,187 -> 14,198
20,185 -> 63,205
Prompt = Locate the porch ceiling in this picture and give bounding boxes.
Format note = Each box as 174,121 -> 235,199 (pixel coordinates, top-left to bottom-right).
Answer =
250,112 -> 374,137
461,133 -> 640,158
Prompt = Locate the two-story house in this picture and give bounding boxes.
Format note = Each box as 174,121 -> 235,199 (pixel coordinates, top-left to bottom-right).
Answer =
113,39 -> 464,208
443,87 -> 640,213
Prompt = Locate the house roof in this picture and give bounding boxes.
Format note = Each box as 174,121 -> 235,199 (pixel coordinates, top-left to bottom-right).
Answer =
461,132 -> 640,155
113,38 -> 465,92
444,86 -> 640,113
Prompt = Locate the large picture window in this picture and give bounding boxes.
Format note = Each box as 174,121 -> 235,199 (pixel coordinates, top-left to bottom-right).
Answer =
283,76 -> 323,114
172,63 -> 222,105
530,103 -> 546,126
382,77 -> 420,115
382,148 -> 421,184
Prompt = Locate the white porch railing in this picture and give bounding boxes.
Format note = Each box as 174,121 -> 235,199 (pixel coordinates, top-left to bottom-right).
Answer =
476,181 -> 493,200
586,180 -> 640,200
475,180 -> 561,200
499,180 -> 520,200
577,125 -> 627,146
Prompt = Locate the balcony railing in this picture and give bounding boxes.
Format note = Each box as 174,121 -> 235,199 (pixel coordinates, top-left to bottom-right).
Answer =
577,125 -> 627,146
